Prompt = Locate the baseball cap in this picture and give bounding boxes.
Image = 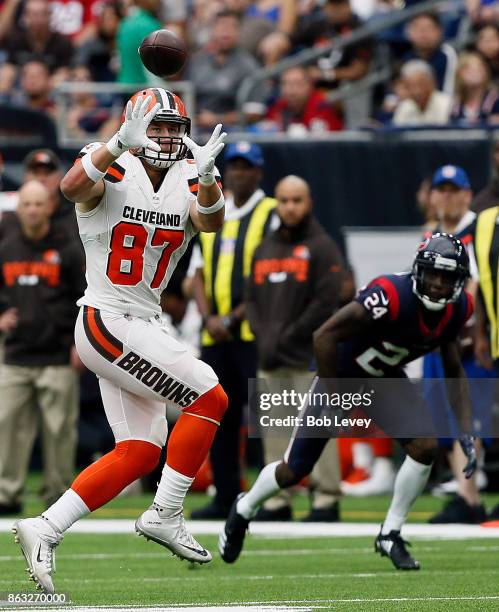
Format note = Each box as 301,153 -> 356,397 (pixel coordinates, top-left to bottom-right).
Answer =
225,142 -> 264,167
431,165 -> 470,189
24,149 -> 61,172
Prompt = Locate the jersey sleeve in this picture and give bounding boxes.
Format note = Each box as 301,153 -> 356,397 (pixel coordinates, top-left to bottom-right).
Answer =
355,276 -> 400,322
75,142 -> 126,184
75,142 -> 105,161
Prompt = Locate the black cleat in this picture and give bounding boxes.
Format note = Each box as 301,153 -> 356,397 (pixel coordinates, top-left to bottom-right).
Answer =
190,501 -> 231,520
489,504 -> 499,521
0,502 -> 22,516
301,503 -> 340,523
253,505 -> 292,522
429,494 -> 487,524
375,528 -> 420,570
218,494 -> 250,564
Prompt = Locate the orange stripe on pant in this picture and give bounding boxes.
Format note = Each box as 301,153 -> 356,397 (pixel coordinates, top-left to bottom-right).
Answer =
87,307 -> 123,359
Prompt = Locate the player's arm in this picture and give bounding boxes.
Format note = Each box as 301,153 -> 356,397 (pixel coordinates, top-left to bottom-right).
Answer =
313,301 -> 374,378
314,280 -> 395,378
184,124 -> 227,233
440,339 -> 477,478
61,95 -> 161,212
60,145 -> 112,212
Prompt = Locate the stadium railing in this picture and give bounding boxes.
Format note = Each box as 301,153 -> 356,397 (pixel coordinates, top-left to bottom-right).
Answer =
53,80 -> 196,149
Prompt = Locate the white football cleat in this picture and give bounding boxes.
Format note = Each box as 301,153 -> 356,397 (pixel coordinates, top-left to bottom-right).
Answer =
135,505 -> 212,564
12,517 -> 62,594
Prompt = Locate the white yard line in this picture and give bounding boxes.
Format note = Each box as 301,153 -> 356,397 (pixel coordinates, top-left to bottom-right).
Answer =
2,543 -> 498,563
0,568 -> 494,587
1,520 -> 499,539
5,595 -> 499,612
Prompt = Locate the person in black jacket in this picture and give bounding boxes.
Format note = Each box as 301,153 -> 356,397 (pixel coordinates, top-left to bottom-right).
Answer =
245,174 -> 345,521
0,180 -> 85,515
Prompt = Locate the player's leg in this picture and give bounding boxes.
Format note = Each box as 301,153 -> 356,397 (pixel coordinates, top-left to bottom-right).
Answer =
14,379 -> 164,593
74,307 -> 229,560
219,414 -> 329,563
135,382 -> 227,562
375,436 -> 437,570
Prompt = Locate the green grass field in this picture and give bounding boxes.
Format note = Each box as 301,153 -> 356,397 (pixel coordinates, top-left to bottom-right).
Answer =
1,477 -> 498,610
1,533 -> 499,610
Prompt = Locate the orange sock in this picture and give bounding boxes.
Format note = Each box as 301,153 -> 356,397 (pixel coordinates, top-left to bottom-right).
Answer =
167,384 -> 228,477
72,440 -> 161,511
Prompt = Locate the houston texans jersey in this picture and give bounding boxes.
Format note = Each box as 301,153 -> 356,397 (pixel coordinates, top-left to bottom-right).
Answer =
75,144 -> 217,319
337,273 -> 473,377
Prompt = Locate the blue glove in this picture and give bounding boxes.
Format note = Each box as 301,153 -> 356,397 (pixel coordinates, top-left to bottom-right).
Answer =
459,435 -> 477,479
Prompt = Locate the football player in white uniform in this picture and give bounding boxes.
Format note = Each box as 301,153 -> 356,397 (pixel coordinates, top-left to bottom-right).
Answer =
13,88 -> 229,593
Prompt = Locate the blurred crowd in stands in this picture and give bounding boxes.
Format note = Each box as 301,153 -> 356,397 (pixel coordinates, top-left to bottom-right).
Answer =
0,0 -> 497,138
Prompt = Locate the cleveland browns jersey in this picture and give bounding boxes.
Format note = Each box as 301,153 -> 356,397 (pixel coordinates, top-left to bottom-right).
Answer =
337,272 -> 473,377
75,143 -> 219,319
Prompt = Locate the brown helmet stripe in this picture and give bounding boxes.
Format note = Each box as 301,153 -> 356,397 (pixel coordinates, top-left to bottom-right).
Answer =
151,88 -> 162,106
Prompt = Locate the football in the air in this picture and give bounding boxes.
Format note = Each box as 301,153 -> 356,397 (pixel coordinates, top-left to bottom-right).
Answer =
139,29 -> 187,77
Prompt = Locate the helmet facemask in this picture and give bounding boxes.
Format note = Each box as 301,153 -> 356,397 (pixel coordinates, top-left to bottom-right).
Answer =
412,259 -> 467,311
138,115 -> 191,169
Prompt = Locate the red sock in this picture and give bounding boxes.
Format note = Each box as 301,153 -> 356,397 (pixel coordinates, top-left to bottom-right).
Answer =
72,440 -> 161,511
167,384 -> 228,477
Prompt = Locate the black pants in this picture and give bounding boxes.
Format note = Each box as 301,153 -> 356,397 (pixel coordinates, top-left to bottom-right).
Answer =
201,340 -> 257,508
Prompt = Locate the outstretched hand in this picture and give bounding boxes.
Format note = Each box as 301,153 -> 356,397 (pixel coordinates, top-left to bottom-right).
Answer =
184,124 -> 227,184
117,95 -> 161,152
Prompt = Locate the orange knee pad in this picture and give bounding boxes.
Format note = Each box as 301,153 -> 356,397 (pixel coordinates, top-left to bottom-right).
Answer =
183,383 -> 228,425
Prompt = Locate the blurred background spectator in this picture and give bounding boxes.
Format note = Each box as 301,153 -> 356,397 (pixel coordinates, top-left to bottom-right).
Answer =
186,9 -> 268,132
65,65 -> 120,139
401,12 -> 457,97
392,59 -> 452,126
450,51 -> 499,126
0,0 -> 23,43
245,174 -> 344,522
0,0 -> 73,95
416,174 -> 439,233
3,60 -> 57,117
473,23 -> 499,87
290,0 -> 373,127
74,0 -> 123,82
49,0 -> 101,45
0,180 -> 84,514
261,65 -> 343,134
239,0 -> 298,67
0,149 -> 79,241
117,0 -> 162,84
465,0 -> 499,28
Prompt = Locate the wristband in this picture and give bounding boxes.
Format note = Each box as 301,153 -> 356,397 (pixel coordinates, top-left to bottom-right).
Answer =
106,133 -> 127,157
196,194 -> 224,215
198,173 -> 216,186
81,153 -> 106,183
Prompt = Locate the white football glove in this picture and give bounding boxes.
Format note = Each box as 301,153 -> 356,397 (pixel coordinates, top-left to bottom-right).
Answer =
184,124 -> 227,185
107,95 -> 161,157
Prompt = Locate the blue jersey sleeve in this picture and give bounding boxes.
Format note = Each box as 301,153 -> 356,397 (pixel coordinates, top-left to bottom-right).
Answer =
355,276 -> 400,322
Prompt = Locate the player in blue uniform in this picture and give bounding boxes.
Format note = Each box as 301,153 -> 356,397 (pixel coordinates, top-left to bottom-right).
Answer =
219,233 -> 477,570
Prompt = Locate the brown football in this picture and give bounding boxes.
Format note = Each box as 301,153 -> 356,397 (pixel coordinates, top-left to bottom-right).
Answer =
139,29 -> 187,78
